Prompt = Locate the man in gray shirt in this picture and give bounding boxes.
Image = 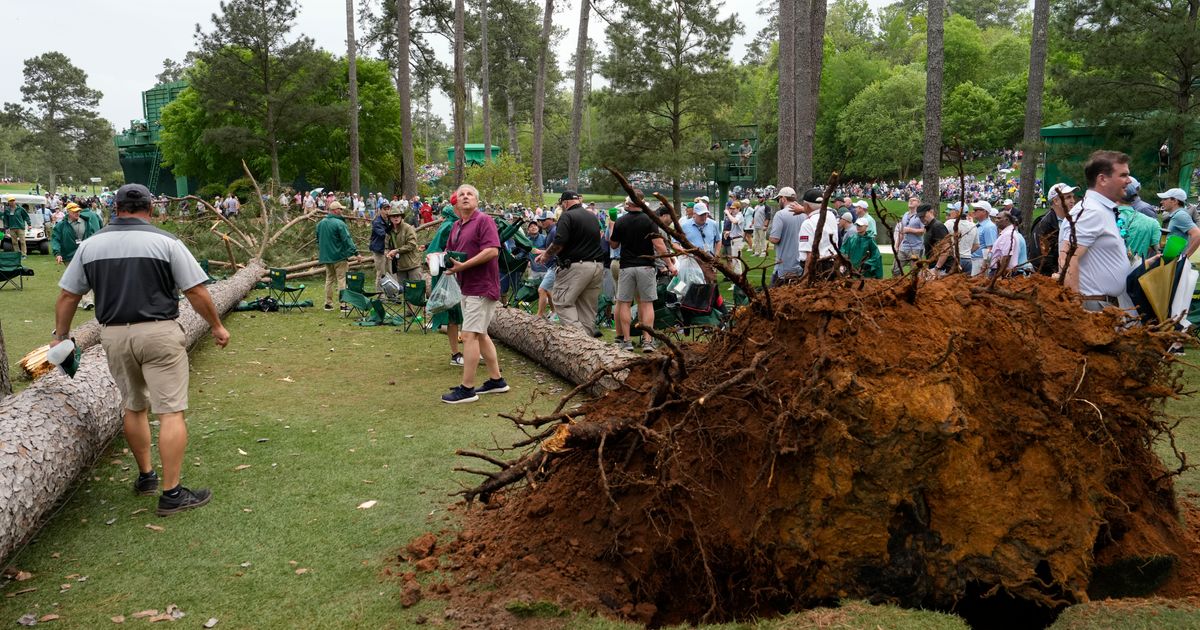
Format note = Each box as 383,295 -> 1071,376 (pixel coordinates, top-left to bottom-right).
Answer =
769,186 -> 806,285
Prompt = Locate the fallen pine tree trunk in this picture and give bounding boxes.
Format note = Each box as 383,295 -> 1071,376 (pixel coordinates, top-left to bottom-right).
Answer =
487,306 -> 637,396
20,260 -> 269,378
0,260 -> 266,564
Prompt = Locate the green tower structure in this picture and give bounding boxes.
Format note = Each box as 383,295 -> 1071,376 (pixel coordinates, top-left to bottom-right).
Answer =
113,81 -> 193,197
709,125 -> 759,221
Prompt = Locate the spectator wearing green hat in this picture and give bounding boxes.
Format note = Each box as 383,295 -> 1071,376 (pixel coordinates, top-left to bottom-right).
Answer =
316,201 -> 357,312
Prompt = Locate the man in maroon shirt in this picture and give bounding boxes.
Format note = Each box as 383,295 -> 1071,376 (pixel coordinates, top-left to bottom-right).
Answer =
441,184 -> 510,403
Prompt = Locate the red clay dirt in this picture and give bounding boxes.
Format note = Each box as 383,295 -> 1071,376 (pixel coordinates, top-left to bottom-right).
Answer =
403,275 -> 1200,628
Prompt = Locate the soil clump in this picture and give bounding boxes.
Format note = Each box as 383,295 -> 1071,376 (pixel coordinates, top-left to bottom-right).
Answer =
422,275 -> 1199,628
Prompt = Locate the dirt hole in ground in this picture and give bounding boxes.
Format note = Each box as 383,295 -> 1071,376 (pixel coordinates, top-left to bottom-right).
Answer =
411,275 -> 1200,629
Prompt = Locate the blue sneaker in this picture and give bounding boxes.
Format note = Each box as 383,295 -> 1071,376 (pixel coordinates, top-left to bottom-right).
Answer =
441,385 -> 478,404
476,378 -> 510,395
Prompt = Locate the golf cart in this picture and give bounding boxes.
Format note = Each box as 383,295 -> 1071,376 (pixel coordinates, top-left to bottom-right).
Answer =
1,193 -> 51,255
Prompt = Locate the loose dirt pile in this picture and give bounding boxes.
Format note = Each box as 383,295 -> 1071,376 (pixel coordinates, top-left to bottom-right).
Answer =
418,275 -> 1198,628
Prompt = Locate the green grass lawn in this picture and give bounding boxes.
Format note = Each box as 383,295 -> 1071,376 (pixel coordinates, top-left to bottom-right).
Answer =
3,253 -> 1200,628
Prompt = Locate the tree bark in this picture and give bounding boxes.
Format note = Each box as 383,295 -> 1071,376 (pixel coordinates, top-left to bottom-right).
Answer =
532,0 -> 554,198
347,0 -> 362,197
776,0 -> 796,187
397,0 -> 417,197
0,318 -> 10,397
481,0 -> 492,162
454,0 -> 467,187
568,0 -> 591,191
795,0 -> 826,189
922,0 -> 945,207
506,89 -> 520,159
488,307 -> 628,395
1017,0 -> 1049,235
0,260 -> 266,565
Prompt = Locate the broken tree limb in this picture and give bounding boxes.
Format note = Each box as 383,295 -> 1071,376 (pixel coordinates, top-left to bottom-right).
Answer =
0,260 -> 265,565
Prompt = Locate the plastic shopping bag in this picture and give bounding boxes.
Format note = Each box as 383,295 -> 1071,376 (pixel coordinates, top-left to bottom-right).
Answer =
670,256 -> 705,297
427,274 -> 463,314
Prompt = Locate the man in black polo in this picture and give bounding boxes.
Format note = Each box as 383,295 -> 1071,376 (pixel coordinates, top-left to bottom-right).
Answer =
610,190 -> 676,352
535,191 -> 606,336
52,184 -> 228,516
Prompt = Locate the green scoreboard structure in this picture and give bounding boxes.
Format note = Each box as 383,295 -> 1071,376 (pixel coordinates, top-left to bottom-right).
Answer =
113,81 -> 193,197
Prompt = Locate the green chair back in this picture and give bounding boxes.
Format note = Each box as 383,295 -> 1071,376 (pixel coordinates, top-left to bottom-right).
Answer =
404,280 -> 426,306
268,268 -> 289,290
0,251 -> 20,271
346,271 -> 367,294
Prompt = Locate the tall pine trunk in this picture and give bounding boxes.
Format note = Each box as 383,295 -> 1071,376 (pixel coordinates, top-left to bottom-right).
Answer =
921,0 -> 945,207
396,0 -> 417,197
346,0 -> 361,197
532,0 -> 554,198
506,89 -> 520,159
776,0 -> 796,187
1018,0 -> 1049,234
481,0 -> 492,161
795,0 -> 825,189
453,0 -> 467,186
568,0 -> 591,191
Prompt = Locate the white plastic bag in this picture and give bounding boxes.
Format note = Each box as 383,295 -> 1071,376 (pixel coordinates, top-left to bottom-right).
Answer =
428,274 -> 463,314
671,256 -> 705,297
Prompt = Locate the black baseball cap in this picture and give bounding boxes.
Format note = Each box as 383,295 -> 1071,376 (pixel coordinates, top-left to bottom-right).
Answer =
115,183 -> 152,204
802,188 -> 824,204
558,191 -> 582,203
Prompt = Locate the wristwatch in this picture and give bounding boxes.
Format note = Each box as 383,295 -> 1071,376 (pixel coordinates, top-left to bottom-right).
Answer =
51,330 -> 69,341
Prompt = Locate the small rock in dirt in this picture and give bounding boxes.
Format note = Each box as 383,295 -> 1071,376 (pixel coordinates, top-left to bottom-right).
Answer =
414,557 -> 439,573
399,580 -> 422,608
406,533 -> 437,560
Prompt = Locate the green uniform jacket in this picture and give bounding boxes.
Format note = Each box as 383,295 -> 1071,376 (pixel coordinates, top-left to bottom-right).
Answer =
841,233 -> 883,279
388,221 -> 422,271
316,214 -> 357,264
427,206 -> 458,254
80,209 -> 103,233
51,217 -> 97,262
4,207 -> 30,230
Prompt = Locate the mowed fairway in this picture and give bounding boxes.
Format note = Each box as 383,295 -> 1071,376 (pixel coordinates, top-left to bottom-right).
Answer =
0,254 -> 1198,628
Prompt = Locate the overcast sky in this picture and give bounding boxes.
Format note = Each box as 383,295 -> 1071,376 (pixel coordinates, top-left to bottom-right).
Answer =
0,0 -> 888,133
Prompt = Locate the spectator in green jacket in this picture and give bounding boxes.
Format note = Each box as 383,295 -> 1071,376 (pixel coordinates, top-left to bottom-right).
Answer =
841,217 -> 883,279
317,201 -> 357,312
51,202 -> 99,309
4,196 -> 31,256
428,203 -> 466,365
80,201 -> 104,232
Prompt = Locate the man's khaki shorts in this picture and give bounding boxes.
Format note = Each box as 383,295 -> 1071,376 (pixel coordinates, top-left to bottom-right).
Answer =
101,320 -> 190,414
461,296 -> 498,334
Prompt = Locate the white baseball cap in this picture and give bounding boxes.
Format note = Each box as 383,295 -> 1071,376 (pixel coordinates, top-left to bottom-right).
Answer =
775,187 -> 797,200
1157,188 -> 1188,204
1002,198 -> 1013,206
970,200 -> 993,212
854,216 -> 870,227
853,200 -> 869,209
1048,183 -> 1077,201
693,203 -> 710,216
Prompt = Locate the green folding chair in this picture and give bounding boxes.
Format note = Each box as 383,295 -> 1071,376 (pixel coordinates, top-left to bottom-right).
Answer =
0,252 -> 34,291
401,279 -> 428,333
268,268 -> 307,311
339,289 -> 387,326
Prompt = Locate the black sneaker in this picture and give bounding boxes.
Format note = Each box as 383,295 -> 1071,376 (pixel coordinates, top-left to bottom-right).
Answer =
477,378 -> 510,395
324,303 -> 334,311
133,471 -> 159,496
340,303 -> 351,312
441,385 -> 478,404
450,352 -> 465,366
156,486 -> 212,516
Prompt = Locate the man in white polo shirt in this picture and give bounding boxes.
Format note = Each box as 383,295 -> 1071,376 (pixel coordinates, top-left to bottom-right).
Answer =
1063,150 -> 1133,311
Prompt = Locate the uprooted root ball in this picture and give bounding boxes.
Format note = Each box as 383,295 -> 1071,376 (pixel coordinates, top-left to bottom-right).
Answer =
439,274 -> 1196,629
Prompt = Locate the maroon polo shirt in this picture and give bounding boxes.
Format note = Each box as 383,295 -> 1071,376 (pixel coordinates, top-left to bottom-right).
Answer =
447,210 -> 501,301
